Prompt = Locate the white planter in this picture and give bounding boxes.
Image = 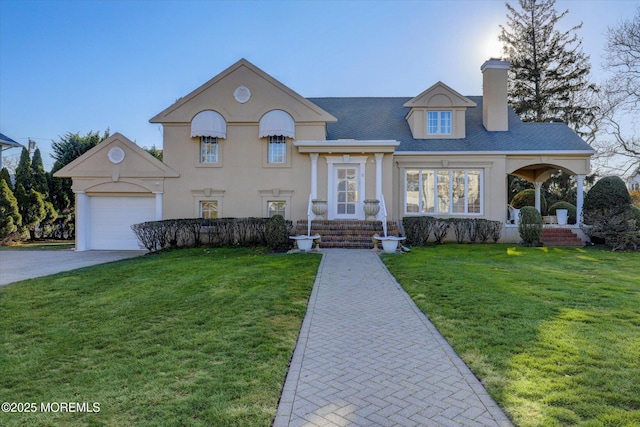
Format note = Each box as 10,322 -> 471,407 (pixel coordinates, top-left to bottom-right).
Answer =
512,208 -> 520,225
375,236 -> 406,254
311,200 -> 327,219
363,200 -> 380,220
289,234 -> 320,252
556,209 -> 568,225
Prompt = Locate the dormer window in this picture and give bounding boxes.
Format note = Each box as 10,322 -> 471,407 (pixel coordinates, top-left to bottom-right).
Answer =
427,111 -> 452,135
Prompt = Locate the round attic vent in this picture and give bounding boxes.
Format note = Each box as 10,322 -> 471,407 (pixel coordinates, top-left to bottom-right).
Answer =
234,86 -> 251,104
108,146 -> 125,164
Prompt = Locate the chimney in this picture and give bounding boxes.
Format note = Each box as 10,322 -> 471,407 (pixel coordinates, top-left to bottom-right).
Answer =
481,59 -> 510,131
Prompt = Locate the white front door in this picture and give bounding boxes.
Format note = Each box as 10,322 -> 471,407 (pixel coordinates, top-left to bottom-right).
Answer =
335,166 -> 359,218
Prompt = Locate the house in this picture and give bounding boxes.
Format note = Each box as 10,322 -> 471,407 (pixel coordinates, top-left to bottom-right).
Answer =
0,132 -> 23,169
55,58 -> 594,250
627,167 -> 640,192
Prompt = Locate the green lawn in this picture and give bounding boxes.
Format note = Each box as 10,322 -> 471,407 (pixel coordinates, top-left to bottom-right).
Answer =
0,248 -> 321,427
384,245 -> 640,427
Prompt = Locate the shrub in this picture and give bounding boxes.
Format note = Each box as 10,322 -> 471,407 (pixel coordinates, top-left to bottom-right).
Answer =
512,189 -> 547,215
265,215 -> 290,251
518,206 -> 543,246
583,176 -> 639,250
583,176 -> 631,212
403,217 -> 433,245
631,206 -> 640,230
449,218 -> 467,243
432,219 -> 450,244
548,201 -> 577,224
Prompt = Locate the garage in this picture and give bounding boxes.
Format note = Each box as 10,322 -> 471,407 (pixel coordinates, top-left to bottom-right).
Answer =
88,196 -> 156,250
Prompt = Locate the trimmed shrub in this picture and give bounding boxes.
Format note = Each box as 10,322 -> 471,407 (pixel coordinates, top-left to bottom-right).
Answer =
512,189 -> 547,215
548,201 -> 577,224
631,206 -> 640,230
265,215 -> 290,251
583,176 -> 631,212
518,206 -> 543,246
449,218 -> 467,243
403,217 -> 433,245
432,219 -> 450,244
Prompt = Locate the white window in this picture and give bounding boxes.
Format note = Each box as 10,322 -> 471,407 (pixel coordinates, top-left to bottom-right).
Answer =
268,135 -> 286,164
268,201 -> 286,218
200,201 -> 218,219
427,111 -> 452,135
405,169 -> 482,215
200,136 -> 218,163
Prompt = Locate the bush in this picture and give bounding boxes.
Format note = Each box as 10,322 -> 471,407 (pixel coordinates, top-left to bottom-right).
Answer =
432,219 -> 450,244
548,201 -> 577,224
631,206 -> 640,230
518,206 -> 543,246
512,189 -> 547,215
265,215 -> 290,251
403,217 -> 502,245
403,217 -> 433,245
583,176 -> 639,250
583,176 -> 631,212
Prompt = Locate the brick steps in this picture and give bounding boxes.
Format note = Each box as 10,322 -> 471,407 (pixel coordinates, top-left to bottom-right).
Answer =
295,220 -> 400,249
541,228 -> 584,247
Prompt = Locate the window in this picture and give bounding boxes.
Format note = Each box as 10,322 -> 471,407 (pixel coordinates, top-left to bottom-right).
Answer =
405,169 -> 482,215
268,135 -> 286,164
427,111 -> 452,135
200,136 -> 218,163
200,201 -> 218,219
268,201 -> 286,218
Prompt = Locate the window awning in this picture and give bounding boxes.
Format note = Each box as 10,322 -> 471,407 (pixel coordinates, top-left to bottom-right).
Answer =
259,110 -> 295,139
191,110 -> 226,138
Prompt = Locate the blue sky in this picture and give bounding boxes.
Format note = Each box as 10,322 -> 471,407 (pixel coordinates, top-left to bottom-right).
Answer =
1,0 -> 636,170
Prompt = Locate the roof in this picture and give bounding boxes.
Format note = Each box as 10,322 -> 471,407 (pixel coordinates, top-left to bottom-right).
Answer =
307,97 -> 595,153
0,133 -> 23,148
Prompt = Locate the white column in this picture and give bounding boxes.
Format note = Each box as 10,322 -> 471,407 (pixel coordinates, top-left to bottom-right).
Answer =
576,175 -> 585,225
534,182 -> 543,213
375,153 -> 383,201
75,192 -> 88,251
310,153 -> 319,199
154,192 -> 163,220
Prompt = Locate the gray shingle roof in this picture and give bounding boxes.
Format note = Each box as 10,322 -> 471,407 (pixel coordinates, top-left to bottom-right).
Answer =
307,97 -> 594,153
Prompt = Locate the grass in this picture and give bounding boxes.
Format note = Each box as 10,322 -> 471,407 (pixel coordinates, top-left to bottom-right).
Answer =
0,247 -> 321,427
0,240 -> 75,250
383,244 -> 640,427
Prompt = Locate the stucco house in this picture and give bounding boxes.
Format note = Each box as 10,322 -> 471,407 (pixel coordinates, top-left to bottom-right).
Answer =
55,58 -> 594,250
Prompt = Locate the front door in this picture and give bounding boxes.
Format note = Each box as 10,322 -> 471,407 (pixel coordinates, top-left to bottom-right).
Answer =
334,166 -> 359,219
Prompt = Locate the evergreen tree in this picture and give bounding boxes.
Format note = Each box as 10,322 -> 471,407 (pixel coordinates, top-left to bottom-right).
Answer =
0,167 -> 12,191
31,148 -> 49,198
0,179 -> 21,240
499,0 -> 598,141
15,147 -> 35,192
14,183 -> 46,240
51,130 -> 109,165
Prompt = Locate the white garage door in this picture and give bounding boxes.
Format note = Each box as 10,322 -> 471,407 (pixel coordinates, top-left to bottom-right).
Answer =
89,196 -> 155,250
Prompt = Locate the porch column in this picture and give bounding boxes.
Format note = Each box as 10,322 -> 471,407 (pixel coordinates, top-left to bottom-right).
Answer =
375,153 -> 383,201
75,191 -> 88,251
154,192 -> 163,221
534,181 -> 543,213
309,153 -> 319,199
576,175 -> 585,225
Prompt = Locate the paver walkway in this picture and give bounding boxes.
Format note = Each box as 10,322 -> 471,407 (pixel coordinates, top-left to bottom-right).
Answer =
274,249 -> 513,427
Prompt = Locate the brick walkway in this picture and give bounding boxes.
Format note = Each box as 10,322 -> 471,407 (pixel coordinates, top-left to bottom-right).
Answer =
274,249 -> 513,427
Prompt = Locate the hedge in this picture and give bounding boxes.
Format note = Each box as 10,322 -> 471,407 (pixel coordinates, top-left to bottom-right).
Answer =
403,217 -> 502,245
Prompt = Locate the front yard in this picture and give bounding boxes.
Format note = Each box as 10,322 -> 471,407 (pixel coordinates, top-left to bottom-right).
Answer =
1,244 -> 638,426
0,248 -> 320,427
384,245 -> 640,426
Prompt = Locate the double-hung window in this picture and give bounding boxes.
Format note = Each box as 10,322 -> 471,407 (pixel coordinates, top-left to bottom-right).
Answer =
268,135 -> 286,164
200,201 -> 218,219
200,136 -> 218,163
427,111 -> 452,135
405,169 -> 482,215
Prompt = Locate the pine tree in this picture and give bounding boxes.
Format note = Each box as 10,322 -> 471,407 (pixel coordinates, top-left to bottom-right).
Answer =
0,179 -> 21,240
14,183 -> 46,240
499,0 -> 598,141
31,148 -> 49,198
15,147 -> 35,192
0,167 -> 12,191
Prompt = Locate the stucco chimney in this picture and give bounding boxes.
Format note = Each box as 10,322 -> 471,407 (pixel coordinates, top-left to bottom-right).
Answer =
481,59 -> 510,131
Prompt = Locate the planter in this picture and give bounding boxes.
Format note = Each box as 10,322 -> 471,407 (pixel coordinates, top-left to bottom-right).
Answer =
556,209 -> 568,225
311,200 -> 327,219
289,234 -> 321,252
363,199 -> 380,220
374,235 -> 406,254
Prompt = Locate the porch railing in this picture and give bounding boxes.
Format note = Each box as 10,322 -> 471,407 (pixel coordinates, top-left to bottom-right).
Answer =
377,194 -> 388,237
307,194 -> 316,236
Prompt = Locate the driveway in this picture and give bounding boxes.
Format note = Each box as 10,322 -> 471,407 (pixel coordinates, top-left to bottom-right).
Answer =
0,250 -> 147,287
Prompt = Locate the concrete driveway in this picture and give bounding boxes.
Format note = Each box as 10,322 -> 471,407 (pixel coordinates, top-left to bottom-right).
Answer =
0,250 -> 147,287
